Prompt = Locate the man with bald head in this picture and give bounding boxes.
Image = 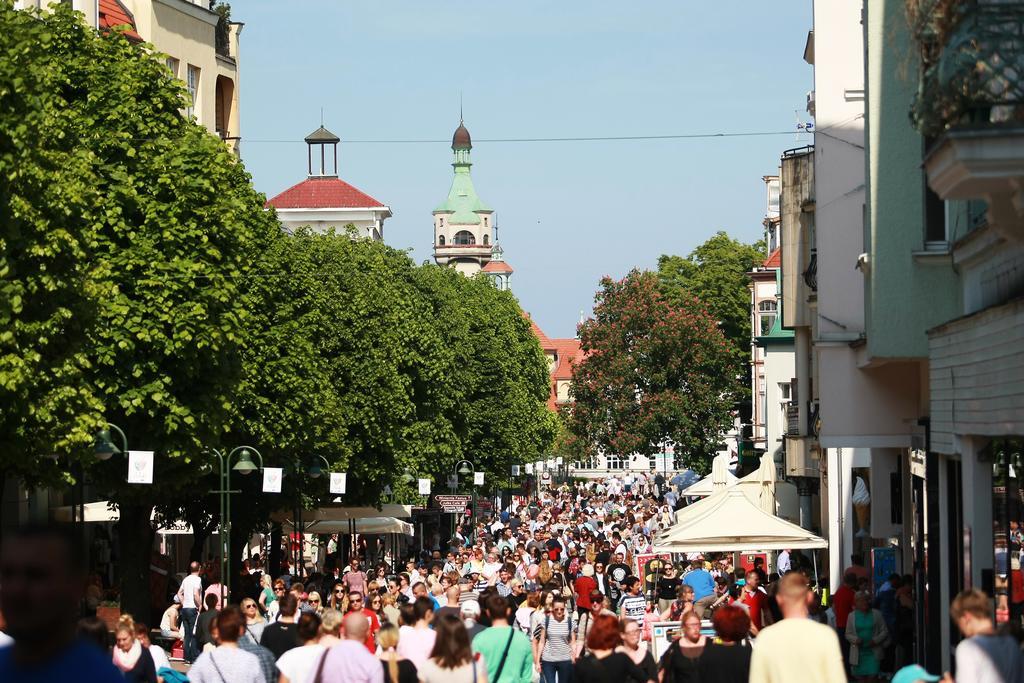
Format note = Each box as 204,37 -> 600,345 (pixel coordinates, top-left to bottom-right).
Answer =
317,611 -> 383,682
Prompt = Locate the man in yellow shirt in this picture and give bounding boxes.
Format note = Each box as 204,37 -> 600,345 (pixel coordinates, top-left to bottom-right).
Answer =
749,572 -> 847,683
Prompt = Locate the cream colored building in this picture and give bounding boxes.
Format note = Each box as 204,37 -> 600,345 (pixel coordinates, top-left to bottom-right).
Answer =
19,0 -> 242,154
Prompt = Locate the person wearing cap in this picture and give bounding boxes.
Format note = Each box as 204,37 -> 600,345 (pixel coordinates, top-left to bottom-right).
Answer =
461,600 -> 486,640
891,664 -> 940,683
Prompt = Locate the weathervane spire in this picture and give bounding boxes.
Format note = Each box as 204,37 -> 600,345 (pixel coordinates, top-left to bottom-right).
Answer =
459,92 -> 463,123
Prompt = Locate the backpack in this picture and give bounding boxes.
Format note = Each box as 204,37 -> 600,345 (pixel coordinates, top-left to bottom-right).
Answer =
538,612 -> 574,642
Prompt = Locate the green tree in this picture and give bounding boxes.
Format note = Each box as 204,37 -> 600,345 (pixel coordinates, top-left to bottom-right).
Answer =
411,267 -> 557,488
0,2 -> 107,494
657,231 -> 766,397
15,9 -> 285,619
565,270 -> 735,472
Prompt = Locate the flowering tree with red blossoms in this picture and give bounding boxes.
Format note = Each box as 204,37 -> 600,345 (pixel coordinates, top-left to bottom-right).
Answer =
564,270 -> 736,473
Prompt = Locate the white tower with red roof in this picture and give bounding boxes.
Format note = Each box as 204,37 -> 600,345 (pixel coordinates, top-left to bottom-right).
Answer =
267,125 -> 391,240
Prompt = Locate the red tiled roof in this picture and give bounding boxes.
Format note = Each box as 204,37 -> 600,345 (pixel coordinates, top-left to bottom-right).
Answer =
266,177 -> 387,210
764,248 -> 781,268
523,312 -> 553,349
99,0 -> 142,42
482,260 -> 514,274
550,338 -> 582,380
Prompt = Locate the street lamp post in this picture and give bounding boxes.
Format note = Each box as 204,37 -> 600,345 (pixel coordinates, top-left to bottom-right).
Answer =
86,424 -> 130,575
288,455 -> 331,576
454,460 -> 476,544
209,446 -> 263,603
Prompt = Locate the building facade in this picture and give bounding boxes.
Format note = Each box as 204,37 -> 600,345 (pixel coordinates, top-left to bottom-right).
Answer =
19,0 -> 245,154
266,126 -> 391,240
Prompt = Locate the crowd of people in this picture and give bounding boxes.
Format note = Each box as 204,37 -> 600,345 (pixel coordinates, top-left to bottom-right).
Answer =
2,475 -> 1024,682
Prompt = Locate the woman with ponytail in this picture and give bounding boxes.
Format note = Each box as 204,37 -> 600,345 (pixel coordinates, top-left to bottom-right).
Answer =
377,623 -> 418,683
112,614 -> 157,683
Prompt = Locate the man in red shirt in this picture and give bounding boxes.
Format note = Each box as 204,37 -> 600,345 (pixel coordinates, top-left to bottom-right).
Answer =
343,590 -> 380,653
831,572 -> 858,669
740,571 -> 768,635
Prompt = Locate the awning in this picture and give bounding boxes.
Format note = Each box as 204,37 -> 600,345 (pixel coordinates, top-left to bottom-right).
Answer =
269,505 -> 412,525
279,515 -> 414,536
652,487 -> 826,553
678,470 -> 739,497
52,501 -> 193,534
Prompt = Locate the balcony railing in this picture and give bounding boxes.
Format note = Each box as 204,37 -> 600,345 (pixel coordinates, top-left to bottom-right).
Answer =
909,0 -> 1024,136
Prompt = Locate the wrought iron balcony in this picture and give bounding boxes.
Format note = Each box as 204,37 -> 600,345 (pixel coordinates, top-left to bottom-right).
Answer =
909,0 -> 1024,137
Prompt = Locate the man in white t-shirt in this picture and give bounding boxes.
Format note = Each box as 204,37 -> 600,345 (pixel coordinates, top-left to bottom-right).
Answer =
949,588 -> 1024,683
176,561 -> 203,664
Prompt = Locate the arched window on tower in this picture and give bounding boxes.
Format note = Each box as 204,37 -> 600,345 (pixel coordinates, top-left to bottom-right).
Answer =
438,235 -> 445,246
453,231 -> 476,245
758,299 -> 777,335
483,216 -> 488,227
440,217 -> 445,227
483,234 -> 489,246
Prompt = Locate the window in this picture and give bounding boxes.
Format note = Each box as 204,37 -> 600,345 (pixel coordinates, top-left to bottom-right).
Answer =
439,217 -> 445,227
438,235 -> 445,246
779,382 -> 792,401
166,57 -> 179,79
483,216 -> 488,227
453,230 -> 475,245
186,65 -> 200,119
767,178 -> 781,217
758,300 -> 777,335
483,234 -> 489,246
604,455 -> 626,471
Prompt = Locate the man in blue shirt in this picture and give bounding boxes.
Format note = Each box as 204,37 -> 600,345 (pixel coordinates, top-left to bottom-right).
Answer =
682,557 -> 716,602
0,525 -> 123,682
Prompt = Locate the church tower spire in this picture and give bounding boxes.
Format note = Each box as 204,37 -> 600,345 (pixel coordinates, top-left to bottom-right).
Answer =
432,119 -> 495,276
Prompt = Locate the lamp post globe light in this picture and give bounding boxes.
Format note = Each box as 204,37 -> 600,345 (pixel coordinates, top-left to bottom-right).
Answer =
209,446 -> 264,602
93,423 -> 128,461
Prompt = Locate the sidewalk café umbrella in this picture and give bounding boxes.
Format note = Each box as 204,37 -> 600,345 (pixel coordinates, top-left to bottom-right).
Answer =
757,452 -> 777,515
678,469 -> 739,498
710,452 -> 731,492
652,487 -> 827,553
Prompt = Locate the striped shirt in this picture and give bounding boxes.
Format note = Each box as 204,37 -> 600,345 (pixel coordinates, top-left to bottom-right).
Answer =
540,615 -> 574,663
619,595 -> 648,629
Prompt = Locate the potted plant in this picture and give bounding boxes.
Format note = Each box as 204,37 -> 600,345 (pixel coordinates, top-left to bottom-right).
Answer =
96,593 -> 121,631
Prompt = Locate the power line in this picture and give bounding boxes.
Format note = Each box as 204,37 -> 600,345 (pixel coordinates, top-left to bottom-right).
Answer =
233,130 -> 802,145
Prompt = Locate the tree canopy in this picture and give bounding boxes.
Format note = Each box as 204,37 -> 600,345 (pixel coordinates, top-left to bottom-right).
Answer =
565,270 -> 735,472
1,2 -> 556,613
657,231 -> 766,400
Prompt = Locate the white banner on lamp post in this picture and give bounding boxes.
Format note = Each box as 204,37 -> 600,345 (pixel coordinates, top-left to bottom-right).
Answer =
329,472 -> 346,495
474,472 -> 484,486
262,467 -> 282,493
418,478 -> 431,495
127,451 -> 154,484
525,463 -> 533,474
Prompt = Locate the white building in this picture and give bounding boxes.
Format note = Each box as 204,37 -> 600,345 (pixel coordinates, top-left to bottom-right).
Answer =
266,126 -> 391,240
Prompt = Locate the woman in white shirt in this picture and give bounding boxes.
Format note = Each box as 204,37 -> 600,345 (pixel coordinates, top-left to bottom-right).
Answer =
416,614 -> 487,683
275,612 -> 325,683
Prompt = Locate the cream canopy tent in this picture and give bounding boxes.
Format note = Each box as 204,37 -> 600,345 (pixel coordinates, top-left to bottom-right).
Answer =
277,515 -> 413,536
652,487 -> 826,553
52,501 -> 194,534
269,505 -> 412,524
678,470 -> 739,497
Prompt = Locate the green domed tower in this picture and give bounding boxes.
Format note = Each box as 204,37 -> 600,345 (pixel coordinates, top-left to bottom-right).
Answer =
432,120 -> 496,275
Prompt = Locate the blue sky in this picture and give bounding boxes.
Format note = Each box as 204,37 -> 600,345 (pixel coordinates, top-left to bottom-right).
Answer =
239,1 -> 813,338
